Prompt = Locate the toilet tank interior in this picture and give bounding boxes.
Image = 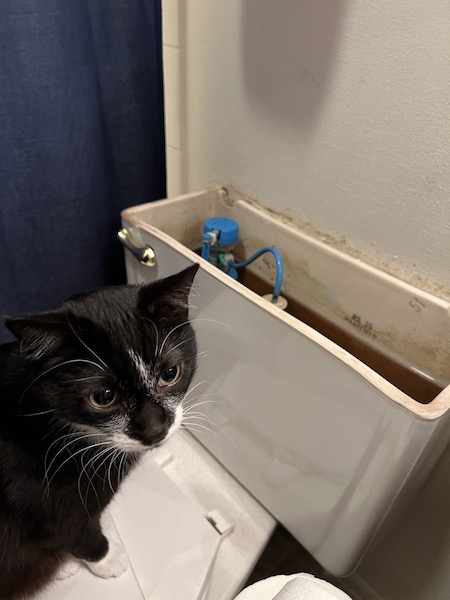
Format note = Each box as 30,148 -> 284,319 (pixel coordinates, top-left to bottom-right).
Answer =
126,187 -> 450,407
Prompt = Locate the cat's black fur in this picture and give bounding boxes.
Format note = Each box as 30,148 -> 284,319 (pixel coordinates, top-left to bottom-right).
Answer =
0,264 -> 199,599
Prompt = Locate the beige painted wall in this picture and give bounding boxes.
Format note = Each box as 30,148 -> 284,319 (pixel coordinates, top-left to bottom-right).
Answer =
162,3 -> 450,598
164,0 -> 449,300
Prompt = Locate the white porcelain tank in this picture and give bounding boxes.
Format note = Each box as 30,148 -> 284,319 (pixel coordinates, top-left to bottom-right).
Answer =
120,187 -> 450,577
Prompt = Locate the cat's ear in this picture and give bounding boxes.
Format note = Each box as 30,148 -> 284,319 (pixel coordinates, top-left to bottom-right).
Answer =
141,264 -> 199,320
5,311 -> 69,360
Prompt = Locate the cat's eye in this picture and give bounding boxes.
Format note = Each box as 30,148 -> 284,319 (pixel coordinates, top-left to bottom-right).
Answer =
158,365 -> 181,387
88,388 -> 117,409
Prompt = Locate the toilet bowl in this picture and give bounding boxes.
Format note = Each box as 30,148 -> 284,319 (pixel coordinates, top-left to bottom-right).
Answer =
42,436 -> 351,600
42,432 -> 276,600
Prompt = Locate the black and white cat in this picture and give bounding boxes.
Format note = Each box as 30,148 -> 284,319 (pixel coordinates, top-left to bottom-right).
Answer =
0,264 -> 199,599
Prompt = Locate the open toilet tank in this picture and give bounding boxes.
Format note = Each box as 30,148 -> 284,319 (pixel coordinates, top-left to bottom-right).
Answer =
119,187 -> 450,573
44,187 -> 450,600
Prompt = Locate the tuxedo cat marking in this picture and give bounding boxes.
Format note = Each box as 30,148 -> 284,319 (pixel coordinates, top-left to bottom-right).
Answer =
0,264 -> 199,599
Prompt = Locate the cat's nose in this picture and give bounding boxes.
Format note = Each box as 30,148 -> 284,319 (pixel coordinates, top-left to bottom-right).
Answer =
144,402 -> 169,444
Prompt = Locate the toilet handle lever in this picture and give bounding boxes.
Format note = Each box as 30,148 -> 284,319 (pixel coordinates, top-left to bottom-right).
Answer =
117,228 -> 156,267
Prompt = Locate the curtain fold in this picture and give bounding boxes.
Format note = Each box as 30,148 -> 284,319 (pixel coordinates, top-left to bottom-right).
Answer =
0,0 -> 166,343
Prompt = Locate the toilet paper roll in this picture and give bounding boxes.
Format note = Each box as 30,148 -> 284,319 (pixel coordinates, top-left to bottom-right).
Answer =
234,573 -> 353,600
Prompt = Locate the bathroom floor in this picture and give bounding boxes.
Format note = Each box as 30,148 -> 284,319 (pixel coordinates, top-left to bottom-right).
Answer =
245,525 -> 364,600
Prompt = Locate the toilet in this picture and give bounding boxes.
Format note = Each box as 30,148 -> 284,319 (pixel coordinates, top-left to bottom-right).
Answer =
43,187 -> 450,599
43,432 -> 273,600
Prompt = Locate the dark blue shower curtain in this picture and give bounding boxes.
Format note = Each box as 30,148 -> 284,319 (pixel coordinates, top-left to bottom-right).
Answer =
0,0 -> 166,343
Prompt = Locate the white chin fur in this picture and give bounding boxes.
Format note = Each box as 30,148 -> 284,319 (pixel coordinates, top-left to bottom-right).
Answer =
166,404 -> 183,440
108,431 -> 147,453
72,406 -> 183,452
70,423 -> 144,453
108,410 -> 182,452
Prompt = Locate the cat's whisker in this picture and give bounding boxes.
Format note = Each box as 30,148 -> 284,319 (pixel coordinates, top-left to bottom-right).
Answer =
110,444 -> 136,488
179,426 -> 198,442
41,418 -> 70,441
182,380 -> 214,403
159,318 -> 230,356
82,445 -> 117,510
182,412 -> 215,423
107,448 -> 123,495
78,446 -> 102,516
196,348 -> 213,359
191,423 -> 236,455
182,408 -> 216,422
77,449 -> 91,513
43,431 -> 87,486
19,359 -> 105,412
190,318 -> 230,328
181,419 -> 216,435
44,430 -> 106,465
104,449 -> 117,495
183,405 -> 217,419
163,336 -> 195,357
65,375 -> 105,383
158,320 -> 191,356
19,409 -> 58,417
76,450 -> 89,515
80,444 -> 121,513
182,397 -> 218,411
43,432 -> 109,491
93,446 -> 119,487
66,317 -> 109,370
47,441 -> 111,489
44,437 -> 82,490
182,413 -> 219,436
143,317 -> 160,358
43,429 -> 84,448
180,423 -> 218,440
181,388 -> 219,417
182,409 -> 237,454
77,442 -> 126,511
117,450 -> 127,484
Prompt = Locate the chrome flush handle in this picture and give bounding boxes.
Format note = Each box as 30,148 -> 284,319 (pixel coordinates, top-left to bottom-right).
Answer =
117,228 -> 156,267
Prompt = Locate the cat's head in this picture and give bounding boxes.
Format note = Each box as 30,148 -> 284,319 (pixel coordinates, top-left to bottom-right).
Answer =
6,264 -> 199,452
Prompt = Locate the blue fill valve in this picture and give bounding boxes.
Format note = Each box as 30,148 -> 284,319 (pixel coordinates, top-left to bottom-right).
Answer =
201,216 -> 286,308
